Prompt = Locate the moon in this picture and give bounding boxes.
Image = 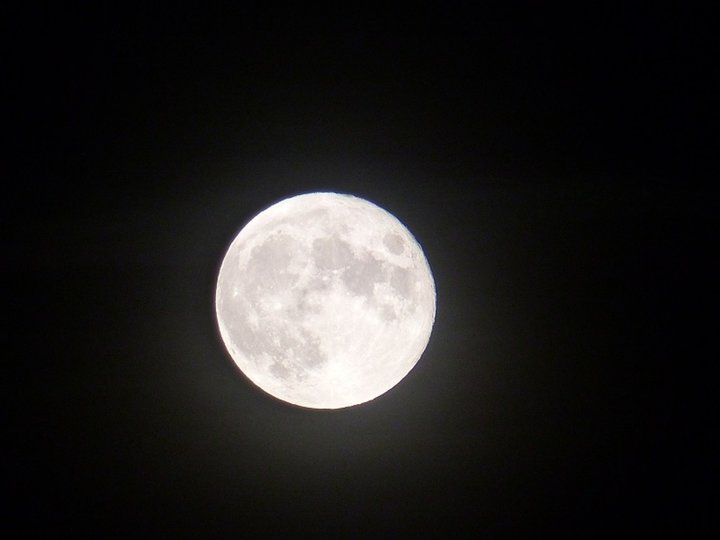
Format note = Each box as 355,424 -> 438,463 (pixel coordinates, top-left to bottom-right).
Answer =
215,192 -> 436,409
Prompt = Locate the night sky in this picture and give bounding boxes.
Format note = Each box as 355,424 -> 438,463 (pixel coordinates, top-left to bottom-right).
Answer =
7,3 -> 714,537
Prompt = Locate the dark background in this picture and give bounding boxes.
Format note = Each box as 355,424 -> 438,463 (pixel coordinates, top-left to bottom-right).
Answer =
6,3 -> 714,537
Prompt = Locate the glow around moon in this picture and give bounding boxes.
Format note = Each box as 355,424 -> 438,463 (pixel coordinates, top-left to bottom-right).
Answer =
215,192 -> 436,409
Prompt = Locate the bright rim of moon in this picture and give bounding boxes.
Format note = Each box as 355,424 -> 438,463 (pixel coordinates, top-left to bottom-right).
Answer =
215,192 -> 436,409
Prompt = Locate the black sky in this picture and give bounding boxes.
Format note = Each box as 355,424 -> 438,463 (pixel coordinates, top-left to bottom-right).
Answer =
6,3 -> 715,537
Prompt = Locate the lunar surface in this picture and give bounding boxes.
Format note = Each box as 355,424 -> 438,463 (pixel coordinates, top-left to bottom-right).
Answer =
215,192 -> 436,409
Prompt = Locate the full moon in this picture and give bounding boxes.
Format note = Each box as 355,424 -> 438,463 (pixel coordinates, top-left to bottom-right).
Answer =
215,192 -> 436,409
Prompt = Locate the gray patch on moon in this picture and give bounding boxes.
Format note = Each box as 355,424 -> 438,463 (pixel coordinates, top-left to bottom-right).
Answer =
295,329 -> 325,367
293,286 -> 322,316
270,326 -> 326,382
390,266 -> 414,299
312,236 -> 354,270
383,232 -> 405,254
380,304 -> 398,321
235,311 -> 327,377
246,233 -> 303,291
342,254 -> 385,298
269,362 -> 293,380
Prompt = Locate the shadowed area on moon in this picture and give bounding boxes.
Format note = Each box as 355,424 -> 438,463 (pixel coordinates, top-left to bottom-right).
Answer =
216,194 -> 435,408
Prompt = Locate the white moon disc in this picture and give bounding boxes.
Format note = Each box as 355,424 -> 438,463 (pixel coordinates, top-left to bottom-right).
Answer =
215,192 -> 436,409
